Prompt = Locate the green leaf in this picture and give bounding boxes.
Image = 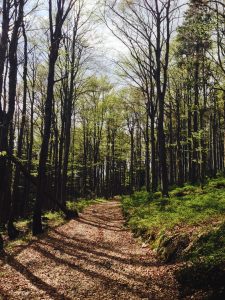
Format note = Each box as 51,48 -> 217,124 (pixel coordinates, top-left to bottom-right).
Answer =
0,151 -> 7,157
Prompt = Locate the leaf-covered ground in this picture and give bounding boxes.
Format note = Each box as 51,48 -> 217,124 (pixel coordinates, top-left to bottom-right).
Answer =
0,201 -> 180,300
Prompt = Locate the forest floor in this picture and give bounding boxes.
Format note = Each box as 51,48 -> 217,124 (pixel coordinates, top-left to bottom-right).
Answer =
0,200 -> 182,300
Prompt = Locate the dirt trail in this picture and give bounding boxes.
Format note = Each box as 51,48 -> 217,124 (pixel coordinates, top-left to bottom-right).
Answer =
0,201 -> 179,300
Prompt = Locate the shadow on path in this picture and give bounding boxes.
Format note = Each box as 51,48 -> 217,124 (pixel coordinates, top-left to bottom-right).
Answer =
0,201 -> 179,300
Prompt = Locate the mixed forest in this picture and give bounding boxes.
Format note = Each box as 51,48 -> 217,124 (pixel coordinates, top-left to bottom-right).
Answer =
0,0 -> 225,298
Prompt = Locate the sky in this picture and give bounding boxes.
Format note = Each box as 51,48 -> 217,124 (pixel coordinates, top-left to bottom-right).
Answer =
86,0 -> 129,78
87,0 -> 188,82
17,0 -> 127,79
0,0 -> 187,81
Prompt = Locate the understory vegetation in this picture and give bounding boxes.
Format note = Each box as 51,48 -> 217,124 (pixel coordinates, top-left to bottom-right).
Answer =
122,177 -> 225,297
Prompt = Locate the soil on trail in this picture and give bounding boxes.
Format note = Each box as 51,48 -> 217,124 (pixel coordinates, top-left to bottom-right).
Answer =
0,201 -> 179,300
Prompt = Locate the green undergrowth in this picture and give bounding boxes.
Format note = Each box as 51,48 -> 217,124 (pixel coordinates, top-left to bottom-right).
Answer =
122,178 -> 225,239
3,198 -> 106,251
121,178 -> 225,296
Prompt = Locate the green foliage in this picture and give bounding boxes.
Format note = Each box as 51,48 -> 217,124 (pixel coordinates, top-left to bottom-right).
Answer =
176,1 -> 213,58
43,211 -> 65,227
153,191 -> 162,199
185,223 -> 225,263
0,151 -> 7,157
125,191 -> 153,207
170,185 -> 197,197
122,178 -> 225,240
207,178 -> 225,190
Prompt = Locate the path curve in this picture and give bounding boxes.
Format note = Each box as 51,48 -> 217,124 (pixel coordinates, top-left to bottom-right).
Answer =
0,201 -> 179,299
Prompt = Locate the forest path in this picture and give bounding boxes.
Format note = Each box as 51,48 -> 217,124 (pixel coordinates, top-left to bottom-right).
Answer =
0,201 -> 179,300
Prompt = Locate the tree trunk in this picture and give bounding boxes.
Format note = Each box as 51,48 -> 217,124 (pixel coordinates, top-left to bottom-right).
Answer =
150,116 -> 157,192
191,46 -> 200,184
8,23 -> 28,238
145,108 -> 150,192
33,46 -> 59,235
176,91 -> 184,186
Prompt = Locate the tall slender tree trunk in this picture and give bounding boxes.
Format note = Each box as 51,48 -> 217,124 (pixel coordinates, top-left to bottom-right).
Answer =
33,47 -> 59,234
130,128 -> 134,194
150,116 -> 157,192
176,90 -> 184,186
169,103 -> 174,185
0,1 -> 25,241
8,23 -> 28,238
155,3 -> 170,197
145,107 -> 150,192
191,46 -> 200,184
